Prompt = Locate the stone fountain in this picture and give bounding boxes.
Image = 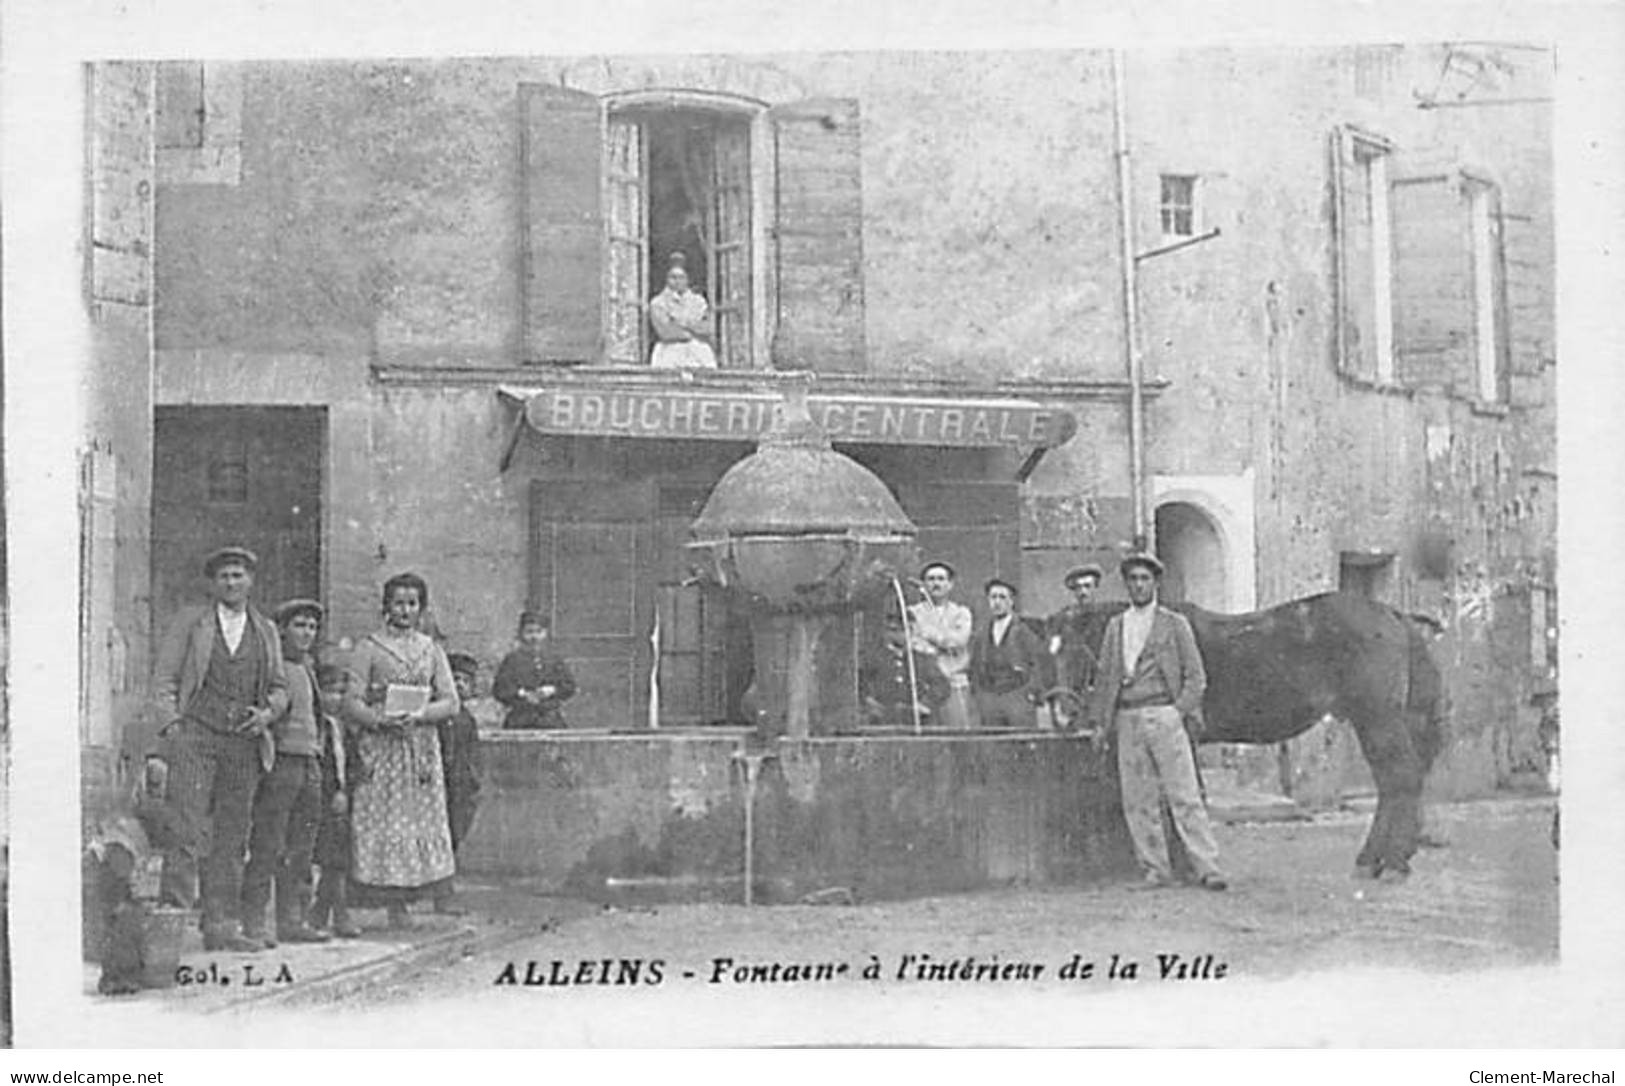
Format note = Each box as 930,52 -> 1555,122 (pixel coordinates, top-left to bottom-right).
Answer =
687,383 -> 918,738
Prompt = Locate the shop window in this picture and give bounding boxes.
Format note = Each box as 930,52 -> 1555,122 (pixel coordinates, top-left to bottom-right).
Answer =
519,84 -> 866,373
1158,174 -> 1198,238
1333,126 -> 1396,384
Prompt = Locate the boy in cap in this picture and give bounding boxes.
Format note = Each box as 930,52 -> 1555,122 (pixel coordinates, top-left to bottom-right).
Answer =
1088,553 -> 1227,891
493,612 -> 577,730
151,545 -> 289,951
309,663 -> 361,938
432,652 -> 484,915
241,598 -> 331,945
969,578 -> 1046,729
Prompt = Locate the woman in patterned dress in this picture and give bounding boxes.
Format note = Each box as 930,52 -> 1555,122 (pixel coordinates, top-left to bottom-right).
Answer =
340,572 -> 460,928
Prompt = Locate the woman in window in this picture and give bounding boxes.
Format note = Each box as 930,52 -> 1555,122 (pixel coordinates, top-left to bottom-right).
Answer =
648,251 -> 718,370
340,572 -> 459,929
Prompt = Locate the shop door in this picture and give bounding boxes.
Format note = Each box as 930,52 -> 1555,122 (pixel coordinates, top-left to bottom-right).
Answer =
528,479 -> 656,730
150,406 -> 325,651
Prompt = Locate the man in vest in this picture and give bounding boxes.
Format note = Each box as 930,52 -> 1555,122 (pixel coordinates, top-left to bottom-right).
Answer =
1089,553 -> 1227,891
153,546 -> 290,951
969,579 -> 1046,729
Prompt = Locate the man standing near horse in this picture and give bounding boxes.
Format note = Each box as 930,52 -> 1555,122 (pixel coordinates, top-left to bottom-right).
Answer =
1089,553 -> 1227,892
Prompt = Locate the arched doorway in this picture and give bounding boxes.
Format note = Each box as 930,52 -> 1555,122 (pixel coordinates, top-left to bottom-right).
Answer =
1154,501 -> 1227,610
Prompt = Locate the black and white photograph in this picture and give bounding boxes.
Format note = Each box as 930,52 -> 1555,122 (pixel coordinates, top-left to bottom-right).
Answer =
2,0 -> 1622,1058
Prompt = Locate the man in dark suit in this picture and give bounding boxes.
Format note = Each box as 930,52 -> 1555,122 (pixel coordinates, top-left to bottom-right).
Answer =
860,609 -> 949,729
1047,562 -> 1110,697
1088,554 -> 1227,891
969,579 -> 1046,730
152,545 -> 290,951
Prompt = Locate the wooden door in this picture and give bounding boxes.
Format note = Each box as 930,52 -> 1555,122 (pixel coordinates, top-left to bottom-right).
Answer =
150,406 -> 324,650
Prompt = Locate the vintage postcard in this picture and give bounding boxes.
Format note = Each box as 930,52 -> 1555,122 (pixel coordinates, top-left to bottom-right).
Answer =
2,0 -> 1623,1054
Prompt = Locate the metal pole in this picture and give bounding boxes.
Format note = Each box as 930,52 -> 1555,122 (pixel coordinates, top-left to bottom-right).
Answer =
892,575 -> 923,734
1111,50 -> 1149,550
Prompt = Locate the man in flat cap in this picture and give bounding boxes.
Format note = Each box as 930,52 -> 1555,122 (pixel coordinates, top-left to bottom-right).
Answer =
969,578 -> 1046,729
1089,553 -> 1227,891
152,546 -> 290,950
907,561 -> 975,730
240,598 -> 331,946
1047,562 -> 1111,709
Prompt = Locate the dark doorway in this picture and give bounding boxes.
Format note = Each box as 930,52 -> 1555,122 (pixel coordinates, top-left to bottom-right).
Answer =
1154,501 -> 1226,609
151,407 -> 324,646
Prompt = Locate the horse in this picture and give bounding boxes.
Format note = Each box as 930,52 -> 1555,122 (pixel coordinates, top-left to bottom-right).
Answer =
1052,591 -> 1447,879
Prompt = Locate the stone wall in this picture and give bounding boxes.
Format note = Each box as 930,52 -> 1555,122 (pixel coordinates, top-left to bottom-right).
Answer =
462,732 -> 1135,901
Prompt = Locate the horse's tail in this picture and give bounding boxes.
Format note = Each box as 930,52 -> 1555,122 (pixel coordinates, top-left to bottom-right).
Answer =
1401,614 -> 1448,775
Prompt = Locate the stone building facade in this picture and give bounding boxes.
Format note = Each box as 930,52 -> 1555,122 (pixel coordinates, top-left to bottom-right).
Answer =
80,45 -> 1554,816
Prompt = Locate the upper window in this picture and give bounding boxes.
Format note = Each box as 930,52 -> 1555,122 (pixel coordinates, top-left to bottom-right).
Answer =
518,85 -> 867,374
1158,174 -> 1198,238
1333,127 -> 1396,385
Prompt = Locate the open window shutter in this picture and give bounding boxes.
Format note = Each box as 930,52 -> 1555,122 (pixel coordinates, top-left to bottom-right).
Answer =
520,83 -> 604,365
770,98 -> 866,374
1500,203 -> 1550,407
1391,170 -> 1473,393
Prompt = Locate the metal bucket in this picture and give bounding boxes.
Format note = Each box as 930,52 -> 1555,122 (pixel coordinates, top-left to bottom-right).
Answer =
140,907 -> 193,990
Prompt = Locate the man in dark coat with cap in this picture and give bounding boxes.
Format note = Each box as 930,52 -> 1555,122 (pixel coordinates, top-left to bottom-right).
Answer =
1088,553 -> 1226,892
493,611 -> 577,730
969,578 -> 1046,729
860,608 -> 950,729
1047,562 -> 1111,700
151,545 -> 290,951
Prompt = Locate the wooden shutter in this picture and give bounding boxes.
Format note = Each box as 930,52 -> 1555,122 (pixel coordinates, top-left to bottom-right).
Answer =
1501,204 -> 1553,407
521,84 -> 604,365
712,121 -> 753,369
604,116 -> 647,366
1391,171 -> 1473,393
770,98 -> 866,374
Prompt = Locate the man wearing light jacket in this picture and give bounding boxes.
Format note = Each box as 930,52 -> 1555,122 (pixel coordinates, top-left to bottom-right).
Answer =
1089,553 -> 1226,892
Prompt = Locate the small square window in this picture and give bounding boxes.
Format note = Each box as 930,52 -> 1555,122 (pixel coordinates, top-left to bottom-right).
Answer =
206,457 -> 248,504
1159,174 -> 1198,237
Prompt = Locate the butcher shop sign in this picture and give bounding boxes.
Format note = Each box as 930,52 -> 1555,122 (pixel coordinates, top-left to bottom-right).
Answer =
510,387 -> 1078,449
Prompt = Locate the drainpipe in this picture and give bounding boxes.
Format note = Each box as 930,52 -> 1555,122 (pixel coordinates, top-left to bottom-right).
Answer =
1111,50 -> 1149,551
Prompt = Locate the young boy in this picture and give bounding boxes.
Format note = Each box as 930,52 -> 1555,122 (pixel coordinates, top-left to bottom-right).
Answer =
433,653 -> 484,915
308,664 -> 361,938
492,612 -> 577,730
